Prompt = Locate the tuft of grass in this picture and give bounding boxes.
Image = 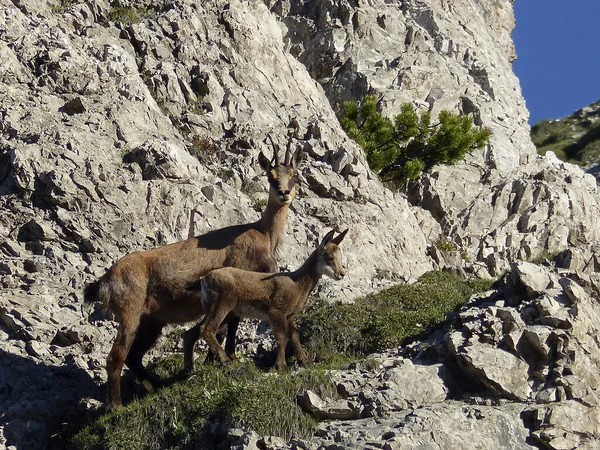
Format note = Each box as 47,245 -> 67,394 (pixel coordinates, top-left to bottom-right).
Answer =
107,6 -> 153,24
529,248 -> 562,265
50,0 -> 80,13
71,356 -> 333,449
299,270 -> 494,359
435,238 -> 457,253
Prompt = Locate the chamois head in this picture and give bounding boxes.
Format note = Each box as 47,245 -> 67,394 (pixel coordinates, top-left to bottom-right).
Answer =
316,229 -> 348,280
258,132 -> 304,206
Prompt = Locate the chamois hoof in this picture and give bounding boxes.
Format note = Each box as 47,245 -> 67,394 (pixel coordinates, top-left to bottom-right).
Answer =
204,352 -> 219,364
106,399 -> 123,411
220,359 -> 232,367
274,364 -> 288,372
180,367 -> 194,379
300,359 -> 314,367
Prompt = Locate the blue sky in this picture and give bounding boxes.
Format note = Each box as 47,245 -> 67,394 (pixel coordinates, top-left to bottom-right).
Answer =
512,1 -> 600,124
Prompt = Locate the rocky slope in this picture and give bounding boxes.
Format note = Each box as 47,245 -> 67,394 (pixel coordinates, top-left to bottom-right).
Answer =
232,262 -> 600,450
530,99 -> 600,171
1,0 -> 599,448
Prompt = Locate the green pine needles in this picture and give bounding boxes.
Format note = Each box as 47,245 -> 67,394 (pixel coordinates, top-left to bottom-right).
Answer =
341,95 -> 492,184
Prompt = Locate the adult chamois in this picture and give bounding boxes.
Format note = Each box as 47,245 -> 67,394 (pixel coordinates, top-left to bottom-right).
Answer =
198,229 -> 348,370
85,134 -> 304,409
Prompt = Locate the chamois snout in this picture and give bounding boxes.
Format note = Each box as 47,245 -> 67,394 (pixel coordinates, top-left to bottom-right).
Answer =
278,189 -> 292,203
334,267 -> 346,280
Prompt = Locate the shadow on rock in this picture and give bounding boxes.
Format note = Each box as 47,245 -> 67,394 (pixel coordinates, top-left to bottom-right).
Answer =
0,350 -> 103,450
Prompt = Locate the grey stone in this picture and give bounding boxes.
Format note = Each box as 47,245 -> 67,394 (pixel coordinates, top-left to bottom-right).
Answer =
298,390 -> 360,420
458,344 -> 532,401
1,0 -> 600,448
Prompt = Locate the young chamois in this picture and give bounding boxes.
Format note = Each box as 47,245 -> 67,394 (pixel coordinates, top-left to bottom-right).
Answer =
84,134 -> 303,409
199,229 -> 348,370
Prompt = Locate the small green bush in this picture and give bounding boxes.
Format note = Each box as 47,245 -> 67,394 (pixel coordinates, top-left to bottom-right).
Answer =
435,238 -> 457,253
299,271 -> 493,358
341,95 -> 492,184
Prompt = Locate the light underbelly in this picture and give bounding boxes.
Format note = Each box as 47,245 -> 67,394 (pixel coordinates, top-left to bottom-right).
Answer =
235,303 -> 270,321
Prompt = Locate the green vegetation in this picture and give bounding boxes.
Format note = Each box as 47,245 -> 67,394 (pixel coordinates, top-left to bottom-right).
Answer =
529,248 -> 563,265
341,95 -> 492,184
50,0 -> 80,13
434,238 -> 457,253
530,99 -> 600,165
72,271 -> 493,448
299,271 -> 494,360
72,357 -> 333,449
107,6 -> 154,24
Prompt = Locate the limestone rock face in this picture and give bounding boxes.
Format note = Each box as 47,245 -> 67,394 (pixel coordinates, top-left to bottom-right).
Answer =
1,0 -> 600,449
269,0 -> 536,173
411,152 -> 600,278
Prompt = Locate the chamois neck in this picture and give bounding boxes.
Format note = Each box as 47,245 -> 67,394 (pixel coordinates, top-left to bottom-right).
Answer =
256,197 -> 289,253
294,251 -> 322,296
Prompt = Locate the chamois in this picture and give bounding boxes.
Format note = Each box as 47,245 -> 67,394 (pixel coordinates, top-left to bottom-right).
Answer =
199,229 -> 348,370
85,134 -> 303,409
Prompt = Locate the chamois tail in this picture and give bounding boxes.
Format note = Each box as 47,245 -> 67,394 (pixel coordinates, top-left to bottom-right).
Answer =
83,275 -> 112,317
84,279 -> 100,303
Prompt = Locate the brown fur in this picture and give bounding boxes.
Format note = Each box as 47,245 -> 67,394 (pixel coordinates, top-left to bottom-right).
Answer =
199,229 -> 348,370
85,142 -> 303,409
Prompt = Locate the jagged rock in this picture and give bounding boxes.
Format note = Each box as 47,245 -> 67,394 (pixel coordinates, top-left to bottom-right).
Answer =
1,0 -> 600,448
408,155 -> 600,277
508,261 -> 554,299
457,344 -> 531,400
298,390 -> 360,420
58,97 -> 86,116
310,402 -> 535,450
278,0 -> 535,172
17,220 -> 58,243
529,402 -> 600,450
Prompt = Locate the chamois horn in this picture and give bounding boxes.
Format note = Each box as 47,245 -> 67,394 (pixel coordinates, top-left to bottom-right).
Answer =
266,133 -> 280,166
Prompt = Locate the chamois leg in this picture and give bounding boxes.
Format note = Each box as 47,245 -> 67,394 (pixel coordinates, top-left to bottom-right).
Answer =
183,323 -> 201,372
184,317 -> 239,370
201,306 -> 234,366
205,320 -> 240,364
106,316 -> 139,409
269,312 -> 289,371
125,316 -> 165,391
223,315 -> 240,360
289,319 -> 312,367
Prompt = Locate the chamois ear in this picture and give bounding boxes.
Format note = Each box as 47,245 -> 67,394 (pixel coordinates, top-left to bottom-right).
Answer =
258,151 -> 272,172
332,228 -> 349,245
319,229 -> 336,248
291,148 -> 305,169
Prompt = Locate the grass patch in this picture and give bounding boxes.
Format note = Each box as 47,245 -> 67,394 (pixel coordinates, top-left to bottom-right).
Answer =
435,238 -> 456,252
71,356 -> 334,449
50,0 -> 81,13
107,6 -> 154,24
299,270 -> 494,360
